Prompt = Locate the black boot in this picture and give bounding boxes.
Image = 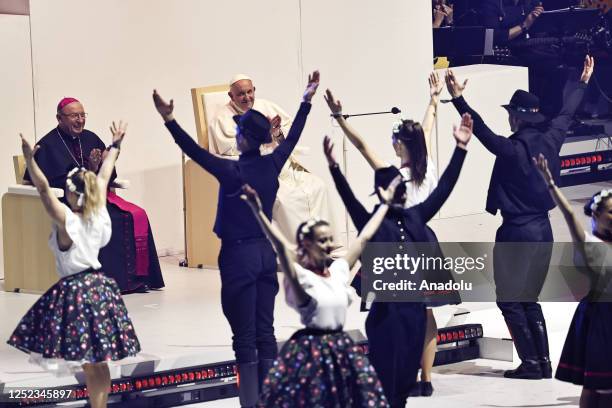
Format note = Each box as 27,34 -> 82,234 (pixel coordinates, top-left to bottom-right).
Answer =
504,321 -> 543,380
258,359 -> 275,390
408,381 -> 421,397
237,362 -> 259,408
528,319 -> 552,379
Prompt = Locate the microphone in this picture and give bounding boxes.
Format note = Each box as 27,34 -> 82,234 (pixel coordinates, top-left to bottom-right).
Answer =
331,107 -> 402,119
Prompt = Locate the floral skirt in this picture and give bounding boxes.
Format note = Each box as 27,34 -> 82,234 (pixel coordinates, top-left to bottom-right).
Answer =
555,300 -> 612,390
7,270 -> 140,376
258,328 -> 388,407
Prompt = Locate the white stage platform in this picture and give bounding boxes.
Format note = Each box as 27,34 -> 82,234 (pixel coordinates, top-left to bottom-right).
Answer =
0,258 -> 584,407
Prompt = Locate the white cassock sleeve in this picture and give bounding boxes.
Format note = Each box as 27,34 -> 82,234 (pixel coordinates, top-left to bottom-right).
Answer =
209,108 -> 240,156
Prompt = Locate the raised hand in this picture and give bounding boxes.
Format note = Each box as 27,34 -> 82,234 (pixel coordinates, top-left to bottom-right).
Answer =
445,69 -> 468,98
533,153 -> 554,185
323,135 -> 337,166
303,70 -> 320,102
110,120 -> 128,146
378,175 -> 402,205
153,89 -> 175,122
240,184 -> 262,212
20,133 -> 39,162
453,113 -> 473,148
324,89 -> 343,116
89,148 -> 103,172
580,55 -> 595,84
523,5 -> 544,30
429,71 -> 443,101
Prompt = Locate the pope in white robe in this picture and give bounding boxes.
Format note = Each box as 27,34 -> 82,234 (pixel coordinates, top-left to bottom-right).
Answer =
209,74 -> 332,244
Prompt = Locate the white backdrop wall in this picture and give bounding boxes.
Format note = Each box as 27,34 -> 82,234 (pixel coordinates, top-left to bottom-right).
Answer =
0,14 -> 35,278
14,0 -> 433,256
299,0 -> 434,243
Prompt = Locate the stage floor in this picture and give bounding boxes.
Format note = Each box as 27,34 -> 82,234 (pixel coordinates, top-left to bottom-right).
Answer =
2,181 -> 609,407
0,258 -> 585,407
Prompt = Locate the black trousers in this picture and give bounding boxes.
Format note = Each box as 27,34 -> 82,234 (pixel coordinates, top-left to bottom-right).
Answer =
494,215 -> 553,326
218,238 -> 279,363
366,302 -> 426,407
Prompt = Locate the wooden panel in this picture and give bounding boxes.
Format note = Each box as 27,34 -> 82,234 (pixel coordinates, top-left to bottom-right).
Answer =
190,84 -> 229,149
2,193 -> 58,293
184,160 -> 220,268
182,84 -> 229,269
13,155 -> 25,184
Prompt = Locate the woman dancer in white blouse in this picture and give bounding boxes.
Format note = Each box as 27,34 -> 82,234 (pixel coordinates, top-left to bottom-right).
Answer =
8,123 -> 140,408
241,175 -> 400,407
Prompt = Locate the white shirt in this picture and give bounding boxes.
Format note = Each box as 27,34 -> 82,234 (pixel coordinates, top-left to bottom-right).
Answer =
48,204 -> 111,278
400,159 -> 438,208
285,259 -> 353,330
582,231 -> 612,296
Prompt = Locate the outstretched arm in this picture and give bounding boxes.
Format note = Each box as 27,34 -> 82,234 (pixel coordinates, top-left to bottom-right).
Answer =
153,90 -> 230,178
549,55 -> 594,150
324,89 -> 387,170
324,136 -> 371,231
97,121 -> 125,203
421,72 -> 443,159
535,154 -> 585,244
343,176 -> 399,269
446,69 -> 518,159
241,185 -> 308,305
272,71 -> 319,169
20,135 -> 65,226
415,113 -> 472,222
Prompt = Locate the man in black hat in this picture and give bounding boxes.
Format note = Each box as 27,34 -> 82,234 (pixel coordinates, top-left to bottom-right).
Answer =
152,71 -> 319,408
445,56 -> 593,380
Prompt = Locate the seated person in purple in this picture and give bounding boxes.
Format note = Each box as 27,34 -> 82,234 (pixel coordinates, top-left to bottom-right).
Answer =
23,97 -> 165,293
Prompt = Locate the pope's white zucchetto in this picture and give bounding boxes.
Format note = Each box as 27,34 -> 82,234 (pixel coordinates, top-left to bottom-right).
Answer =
229,74 -> 253,87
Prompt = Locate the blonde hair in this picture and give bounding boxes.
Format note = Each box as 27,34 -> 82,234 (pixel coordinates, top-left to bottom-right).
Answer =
68,169 -> 103,219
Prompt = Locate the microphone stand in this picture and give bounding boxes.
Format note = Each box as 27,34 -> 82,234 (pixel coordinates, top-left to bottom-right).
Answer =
333,108 -> 402,120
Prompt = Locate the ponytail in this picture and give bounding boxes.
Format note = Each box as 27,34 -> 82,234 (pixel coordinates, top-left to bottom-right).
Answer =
67,168 -> 103,219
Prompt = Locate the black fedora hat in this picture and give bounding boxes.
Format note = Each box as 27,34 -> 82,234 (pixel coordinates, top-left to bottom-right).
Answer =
232,109 -> 272,145
502,90 -> 547,123
370,165 -> 407,197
